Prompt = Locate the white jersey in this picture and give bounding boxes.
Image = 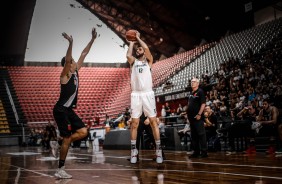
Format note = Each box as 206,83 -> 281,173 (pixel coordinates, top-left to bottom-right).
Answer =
131,59 -> 153,92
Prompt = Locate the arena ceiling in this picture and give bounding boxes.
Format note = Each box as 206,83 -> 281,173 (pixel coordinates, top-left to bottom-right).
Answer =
0,0 -> 280,66
76,0 -> 281,61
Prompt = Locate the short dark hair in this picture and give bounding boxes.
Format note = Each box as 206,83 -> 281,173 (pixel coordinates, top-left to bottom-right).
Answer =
61,56 -> 66,67
134,43 -> 141,50
263,98 -> 270,104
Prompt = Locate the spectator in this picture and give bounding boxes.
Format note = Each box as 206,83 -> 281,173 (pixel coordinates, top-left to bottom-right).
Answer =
203,105 -> 218,142
178,118 -> 191,147
277,123 -> 282,154
45,121 -> 56,150
236,104 -> 258,154
28,129 -> 37,146
165,102 -> 171,123
176,104 -> 184,115
157,117 -> 166,137
124,107 -> 131,123
103,114 -> 111,126
256,99 -> 279,154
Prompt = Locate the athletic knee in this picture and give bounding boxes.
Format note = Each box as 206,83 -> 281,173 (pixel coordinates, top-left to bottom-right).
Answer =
149,122 -> 158,129
62,137 -> 71,145
78,128 -> 88,138
131,123 -> 138,130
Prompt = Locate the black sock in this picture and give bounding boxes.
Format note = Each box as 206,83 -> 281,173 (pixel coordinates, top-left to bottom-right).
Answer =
58,159 -> 65,168
270,139 -> 276,148
131,140 -> 136,150
278,140 -> 282,149
250,140 -> 255,147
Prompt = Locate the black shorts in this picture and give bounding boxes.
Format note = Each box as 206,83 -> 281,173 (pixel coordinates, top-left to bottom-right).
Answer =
259,124 -> 277,137
188,118 -> 205,135
53,104 -> 85,137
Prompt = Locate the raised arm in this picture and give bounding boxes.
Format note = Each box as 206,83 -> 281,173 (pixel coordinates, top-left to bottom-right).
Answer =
135,31 -> 153,67
77,27 -> 97,70
60,32 -> 73,78
126,41 -> 135,66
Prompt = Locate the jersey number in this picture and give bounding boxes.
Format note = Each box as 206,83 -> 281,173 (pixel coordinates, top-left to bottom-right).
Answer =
139,68 -> 143,73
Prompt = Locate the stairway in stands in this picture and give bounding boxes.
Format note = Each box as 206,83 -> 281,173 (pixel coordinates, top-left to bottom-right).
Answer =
0,67 -> 28,145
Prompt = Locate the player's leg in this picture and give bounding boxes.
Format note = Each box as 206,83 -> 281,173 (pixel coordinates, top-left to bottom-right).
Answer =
130,92 -> 142,163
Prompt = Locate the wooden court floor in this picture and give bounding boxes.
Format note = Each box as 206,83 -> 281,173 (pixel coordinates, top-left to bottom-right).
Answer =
0,145 -> 281,184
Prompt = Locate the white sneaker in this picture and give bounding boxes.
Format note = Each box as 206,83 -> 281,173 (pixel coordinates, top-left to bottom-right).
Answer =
130,149 -> 138,164
275,149 -> 282,154
55,179 -> 72,184
225,151 -> 236,155
157,173 -> 164,184
156,149 -> 163,164
186,151 -> 193,155
54,166 -> 72,179
131,176 -> 140,184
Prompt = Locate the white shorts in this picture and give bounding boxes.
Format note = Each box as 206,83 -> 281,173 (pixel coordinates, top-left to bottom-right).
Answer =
131,91 -> 157,118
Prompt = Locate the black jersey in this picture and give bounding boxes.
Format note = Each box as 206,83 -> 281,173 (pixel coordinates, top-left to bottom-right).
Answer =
56,70 -> 79,108
187,88 -> 206,119
262,108 -> 273,121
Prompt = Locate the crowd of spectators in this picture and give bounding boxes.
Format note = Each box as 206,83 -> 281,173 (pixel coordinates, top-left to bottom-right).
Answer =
196,32 -> 282,154
160,32 -> 282,155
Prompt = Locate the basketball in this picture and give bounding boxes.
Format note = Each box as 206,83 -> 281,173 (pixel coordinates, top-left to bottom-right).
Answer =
126,29 -> 137,41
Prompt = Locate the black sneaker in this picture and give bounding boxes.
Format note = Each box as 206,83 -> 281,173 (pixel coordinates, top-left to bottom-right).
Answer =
189,153 -> 200,158
216,128 -> 225,134
199,152 -> 208,158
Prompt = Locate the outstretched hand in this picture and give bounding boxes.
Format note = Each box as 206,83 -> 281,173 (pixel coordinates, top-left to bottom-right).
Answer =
92,28 -> 97,39
62,32 -> 73,43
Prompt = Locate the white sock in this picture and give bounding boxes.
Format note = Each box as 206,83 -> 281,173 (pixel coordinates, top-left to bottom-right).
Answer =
131,140 -> 136,149
155,140 -> 161,150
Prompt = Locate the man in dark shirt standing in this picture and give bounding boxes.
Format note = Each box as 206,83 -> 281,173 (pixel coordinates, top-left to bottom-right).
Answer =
187,77 -> 208,158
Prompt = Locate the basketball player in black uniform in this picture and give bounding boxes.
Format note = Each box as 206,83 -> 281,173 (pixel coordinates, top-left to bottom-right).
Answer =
53,27 -> 97,179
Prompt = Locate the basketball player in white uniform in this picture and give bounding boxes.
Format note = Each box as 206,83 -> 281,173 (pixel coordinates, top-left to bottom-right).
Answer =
126,31 -> 163,164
